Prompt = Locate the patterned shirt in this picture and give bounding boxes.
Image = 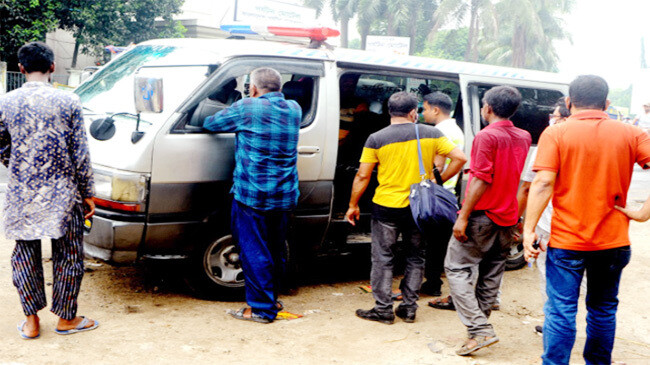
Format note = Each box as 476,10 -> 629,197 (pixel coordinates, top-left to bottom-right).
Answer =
0,82 -> 94,240
203,92 -> 301,211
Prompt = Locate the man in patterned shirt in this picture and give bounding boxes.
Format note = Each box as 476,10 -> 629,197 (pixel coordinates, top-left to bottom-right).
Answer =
0,42 -> 97,339
204,68 -> 301,323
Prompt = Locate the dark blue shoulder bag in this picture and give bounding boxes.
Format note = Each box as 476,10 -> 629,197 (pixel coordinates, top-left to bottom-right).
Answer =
409,123 -> 459,232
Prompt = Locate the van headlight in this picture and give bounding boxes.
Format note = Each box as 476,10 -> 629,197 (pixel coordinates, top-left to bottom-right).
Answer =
93,167 -> 149,212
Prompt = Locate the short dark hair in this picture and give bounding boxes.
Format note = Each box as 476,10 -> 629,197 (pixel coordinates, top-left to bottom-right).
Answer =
482,86 -> 522,119
569,75 -> 608,110
423,92 -> 453,114
555,97 -> 570,118
18,42 -> 54,73
388,92 -> 418,117
250,67 -> 282,92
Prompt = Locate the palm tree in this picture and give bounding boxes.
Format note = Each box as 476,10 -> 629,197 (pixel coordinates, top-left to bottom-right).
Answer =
428,0 -> 496,62
303,0 -> 358,48
480,0 -> 572,71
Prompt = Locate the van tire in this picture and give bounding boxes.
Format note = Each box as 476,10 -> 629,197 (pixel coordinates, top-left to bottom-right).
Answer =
505,241 -> 526,271
185,232 -> 295,300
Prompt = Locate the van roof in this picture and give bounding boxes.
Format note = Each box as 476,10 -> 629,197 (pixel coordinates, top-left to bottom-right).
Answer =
140,38 -> 569,84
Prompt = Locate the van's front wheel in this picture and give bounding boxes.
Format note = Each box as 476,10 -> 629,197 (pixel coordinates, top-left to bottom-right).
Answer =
185,234 -> 246,300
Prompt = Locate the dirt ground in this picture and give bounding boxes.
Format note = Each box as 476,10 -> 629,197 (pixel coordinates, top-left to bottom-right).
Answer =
0,170 -> 648,365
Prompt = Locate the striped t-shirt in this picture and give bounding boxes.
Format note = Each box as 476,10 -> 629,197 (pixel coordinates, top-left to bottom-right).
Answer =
359,123 -> 457,208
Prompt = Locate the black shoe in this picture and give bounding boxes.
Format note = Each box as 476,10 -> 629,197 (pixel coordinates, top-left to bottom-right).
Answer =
420,282 -> 442,297
535,325 -> 543,335
395,306 -> 416,323
355,308 -> 395,324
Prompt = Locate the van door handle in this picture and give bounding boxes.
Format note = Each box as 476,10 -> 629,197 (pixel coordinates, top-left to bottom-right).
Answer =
298,146 -> 321,155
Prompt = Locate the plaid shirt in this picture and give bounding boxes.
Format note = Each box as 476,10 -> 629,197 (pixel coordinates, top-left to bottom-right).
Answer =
204,92 -> 301,211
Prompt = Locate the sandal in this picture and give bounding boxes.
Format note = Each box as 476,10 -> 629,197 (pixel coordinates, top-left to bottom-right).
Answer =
428,296 -> 455,310
55,316 -> 99,335
392,290 -> 403,301
17,320 -> 39,340
456,336 -> 500,356
228,307 -> 273,324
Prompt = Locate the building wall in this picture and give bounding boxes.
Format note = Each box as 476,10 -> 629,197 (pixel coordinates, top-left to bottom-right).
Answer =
46,29 -> 99,86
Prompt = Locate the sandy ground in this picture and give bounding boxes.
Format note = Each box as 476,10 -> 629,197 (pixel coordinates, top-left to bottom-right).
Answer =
0,170 -> 648,365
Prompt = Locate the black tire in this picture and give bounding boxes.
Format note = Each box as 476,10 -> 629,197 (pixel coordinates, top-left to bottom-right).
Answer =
185,234 -> 246,300
185,233 -> 294,300
505,241 -> 527,271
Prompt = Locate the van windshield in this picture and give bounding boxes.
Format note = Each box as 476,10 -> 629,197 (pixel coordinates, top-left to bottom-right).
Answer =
75,45 -> 214,125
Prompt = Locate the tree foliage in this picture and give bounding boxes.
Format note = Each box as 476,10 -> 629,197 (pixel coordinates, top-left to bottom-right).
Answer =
0,0 -> 58,70
305,0 -> 572,72
55,0 -> 186,67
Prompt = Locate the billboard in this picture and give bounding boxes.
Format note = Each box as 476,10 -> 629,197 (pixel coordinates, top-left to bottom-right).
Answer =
366,36 -> 411,55
235,0 -> 317,26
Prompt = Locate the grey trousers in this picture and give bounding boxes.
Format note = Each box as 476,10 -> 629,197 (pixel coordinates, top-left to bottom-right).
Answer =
444,213 -> 515,337
370,218 -> 425,313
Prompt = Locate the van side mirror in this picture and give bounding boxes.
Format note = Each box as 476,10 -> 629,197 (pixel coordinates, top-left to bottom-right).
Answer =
134,76 -> 163,114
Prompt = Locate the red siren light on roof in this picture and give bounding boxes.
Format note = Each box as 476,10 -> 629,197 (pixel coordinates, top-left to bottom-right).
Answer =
267,26 -> 340,41
220,25 -> 340,42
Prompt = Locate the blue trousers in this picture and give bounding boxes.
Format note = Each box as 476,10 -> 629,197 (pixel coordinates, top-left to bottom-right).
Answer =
231,200 -> 290,320
11,205 -> 85,320
543,246 -> 631,365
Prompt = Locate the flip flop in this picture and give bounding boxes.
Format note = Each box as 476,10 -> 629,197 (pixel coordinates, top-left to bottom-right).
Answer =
54,316 -> 99,335
228,307 -> 273,324
17,320 -> 40,340
456,336 -> 500,356
428,296 -> 455,310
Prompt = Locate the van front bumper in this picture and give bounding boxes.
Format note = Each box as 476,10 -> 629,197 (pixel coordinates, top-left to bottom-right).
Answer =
83,210 -> 145,264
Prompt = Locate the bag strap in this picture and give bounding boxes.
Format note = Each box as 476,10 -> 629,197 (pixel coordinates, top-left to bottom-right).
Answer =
432,166 -> 444,186
415,123 -> 445,185
414,123 -> 426,180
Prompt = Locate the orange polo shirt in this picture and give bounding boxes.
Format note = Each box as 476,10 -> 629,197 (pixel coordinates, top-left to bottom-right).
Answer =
534,110 -> 650,251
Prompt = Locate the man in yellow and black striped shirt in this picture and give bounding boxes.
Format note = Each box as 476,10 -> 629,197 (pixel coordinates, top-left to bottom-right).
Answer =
345,91 -> 467,324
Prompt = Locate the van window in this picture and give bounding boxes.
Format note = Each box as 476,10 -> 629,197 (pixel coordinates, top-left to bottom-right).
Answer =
185,64 -> 321,130
476,85 -> 564,144
334,71 -> 460,214
76,45 -> 214,126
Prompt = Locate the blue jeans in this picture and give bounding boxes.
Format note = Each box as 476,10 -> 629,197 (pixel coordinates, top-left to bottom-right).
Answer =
543,246 -> 631,365
231,200 -> 291,320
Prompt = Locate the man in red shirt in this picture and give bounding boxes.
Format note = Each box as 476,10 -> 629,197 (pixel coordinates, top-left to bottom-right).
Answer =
524,75 -> 650,365
434,86 -> 531,356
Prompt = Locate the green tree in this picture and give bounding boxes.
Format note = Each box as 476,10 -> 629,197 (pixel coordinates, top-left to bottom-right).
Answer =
303,0 -> 358,48
0,0 -> 58,71
56,0 -> 185,68
416,28 -> 469,61
479,0 -> 573,71
428,0 -> 496,62
609,85 -> 633,110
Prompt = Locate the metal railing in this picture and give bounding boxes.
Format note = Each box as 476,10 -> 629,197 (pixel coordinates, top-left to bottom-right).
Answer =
5,72 -> 71,92
7,71 -> 25,92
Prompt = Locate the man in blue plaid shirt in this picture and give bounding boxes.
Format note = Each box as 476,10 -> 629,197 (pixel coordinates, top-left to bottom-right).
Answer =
204,68 -> 301,323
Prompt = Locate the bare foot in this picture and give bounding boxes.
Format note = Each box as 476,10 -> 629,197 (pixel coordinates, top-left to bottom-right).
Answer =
57,316 -> 96,331
21,314 -> 40,338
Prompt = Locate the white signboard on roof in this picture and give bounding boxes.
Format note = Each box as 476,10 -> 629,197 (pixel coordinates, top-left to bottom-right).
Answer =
235,0 -> 317,26
366,36 -> 411,56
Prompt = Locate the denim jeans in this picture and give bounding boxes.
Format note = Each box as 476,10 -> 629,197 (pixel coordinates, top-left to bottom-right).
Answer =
543,246 -> 631,365
231,200 -> 291,320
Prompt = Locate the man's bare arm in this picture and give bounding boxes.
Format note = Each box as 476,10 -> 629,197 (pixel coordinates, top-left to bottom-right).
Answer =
523,170 -> 556,260
434,155 -> 446,172
615,195 -> 650,222
453,177 -> 489,242
517,181 -> 532,217
344,162 -> 376,225
439,147 -> 467,183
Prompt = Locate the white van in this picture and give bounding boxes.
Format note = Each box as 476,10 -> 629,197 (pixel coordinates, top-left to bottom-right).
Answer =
78,27 -> 569,297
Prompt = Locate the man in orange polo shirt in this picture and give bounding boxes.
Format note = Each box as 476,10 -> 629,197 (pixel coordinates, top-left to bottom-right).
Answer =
524,75 -> 650,365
